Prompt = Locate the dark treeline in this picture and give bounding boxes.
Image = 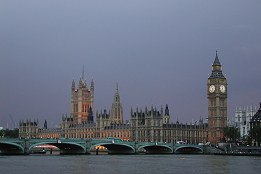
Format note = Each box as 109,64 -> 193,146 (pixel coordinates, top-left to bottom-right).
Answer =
0,128 -> 19,138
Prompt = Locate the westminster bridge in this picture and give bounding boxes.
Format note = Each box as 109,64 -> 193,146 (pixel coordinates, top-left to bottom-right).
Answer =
0,138 -> 205,155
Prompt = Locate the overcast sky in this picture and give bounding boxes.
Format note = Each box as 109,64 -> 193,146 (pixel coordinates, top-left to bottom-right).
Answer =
1,0 -> 261,128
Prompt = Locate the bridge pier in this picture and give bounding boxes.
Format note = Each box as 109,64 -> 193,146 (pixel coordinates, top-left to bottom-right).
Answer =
23,139 -> 30,155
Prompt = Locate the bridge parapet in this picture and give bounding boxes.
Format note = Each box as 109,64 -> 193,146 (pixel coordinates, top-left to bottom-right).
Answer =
88,139 -> 136,154
0,138 -> 27,154
174,144 -> 204,154
136,142 -> 174,154
28,138 -> 90,154
1,138 -> 205,155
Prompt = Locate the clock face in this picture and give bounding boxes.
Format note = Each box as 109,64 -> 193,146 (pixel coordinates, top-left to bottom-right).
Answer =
209,85 -> 215,93
220,85 -> 226,93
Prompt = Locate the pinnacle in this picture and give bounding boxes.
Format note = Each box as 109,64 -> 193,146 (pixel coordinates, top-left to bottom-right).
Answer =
213,50 -> 221,66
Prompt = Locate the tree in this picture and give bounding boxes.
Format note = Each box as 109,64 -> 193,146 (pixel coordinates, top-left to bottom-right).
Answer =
0,129 -> 19,138
223,126 -> 240,142
249,124 -> 261,146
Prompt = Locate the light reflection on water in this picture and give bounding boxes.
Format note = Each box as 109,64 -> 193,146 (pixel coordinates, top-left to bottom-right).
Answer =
0,155 -> 260,174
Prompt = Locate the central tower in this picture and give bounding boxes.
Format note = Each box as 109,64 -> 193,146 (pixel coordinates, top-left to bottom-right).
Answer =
71,68 -> 94,124
207,51 -> 228,144
111,84 -> 123,124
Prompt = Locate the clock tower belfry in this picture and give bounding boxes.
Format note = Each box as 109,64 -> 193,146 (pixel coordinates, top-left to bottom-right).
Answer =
207,51 -> 228,145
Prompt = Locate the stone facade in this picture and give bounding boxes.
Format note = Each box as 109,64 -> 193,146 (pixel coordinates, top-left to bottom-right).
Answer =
19,108 -> 208,145
19,64 -> 214,144
130,105 -> 207,144
61,120 -> 97,139
250,103 -> 261,146
207,51 -> 228,144
19,120 -> 39,138
130,106 -> 167,142
163,123 -> 207,144
235,105 -> 258,139
111,84 -> 123,124
37,128 -> 62,139
95,85 -> 129,140
71,74 -> 94,124
61,85 -> 130,140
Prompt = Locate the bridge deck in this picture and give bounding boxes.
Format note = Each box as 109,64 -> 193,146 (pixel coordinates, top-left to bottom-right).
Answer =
0,138 -> 203,155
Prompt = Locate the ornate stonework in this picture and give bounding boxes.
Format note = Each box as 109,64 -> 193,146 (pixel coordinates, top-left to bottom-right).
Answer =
71,73 -> 94,124
207,51 -> 228,144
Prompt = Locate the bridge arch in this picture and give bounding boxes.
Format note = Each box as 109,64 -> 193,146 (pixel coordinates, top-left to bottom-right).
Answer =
175,146 -> 203,154
92,143 -> 135,154
138,144 -> 173,154
29,141 -> 86,154
0,142 -> 24,154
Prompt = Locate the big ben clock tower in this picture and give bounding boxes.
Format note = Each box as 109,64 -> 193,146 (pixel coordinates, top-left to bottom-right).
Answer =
207,51 -> 227,145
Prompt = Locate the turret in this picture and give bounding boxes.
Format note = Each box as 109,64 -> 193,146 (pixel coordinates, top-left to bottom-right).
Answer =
145,106 -> 148,115
44,120 -> 47,129
163,105 -> 170,124
91,79 -> 94,92
165,104 -> 170,116
90,79 -> 94,110
78,78 -> 83,89
151,105 -> 154,112
212,50 -> 222,71
131,107 -> 133,117
209,50 -> 225,78
114,83 -> 120,102
111,84 -> 123,124
71,80 -> 75,91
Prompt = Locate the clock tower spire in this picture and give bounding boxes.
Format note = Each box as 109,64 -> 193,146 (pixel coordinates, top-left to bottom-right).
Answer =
207,51 -> 228,144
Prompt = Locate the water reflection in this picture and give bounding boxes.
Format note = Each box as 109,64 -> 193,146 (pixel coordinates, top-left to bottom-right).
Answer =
0,155 -> 260,174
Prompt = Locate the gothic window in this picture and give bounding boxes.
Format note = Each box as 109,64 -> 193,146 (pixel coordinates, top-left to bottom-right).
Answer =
74,104 -> 78,112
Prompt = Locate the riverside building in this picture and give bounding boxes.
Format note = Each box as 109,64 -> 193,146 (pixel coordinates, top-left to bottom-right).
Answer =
19,120 -> 39,138
20,53 -> 230,144
250,103 -> 261,146
235,105 -> 258,139
130,105 -> 207,144
71,73 -> 94,124
61,84 -> 131,140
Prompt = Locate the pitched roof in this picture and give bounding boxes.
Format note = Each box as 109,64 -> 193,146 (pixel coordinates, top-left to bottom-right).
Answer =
213,51 -> 221,66
251,103 -> 261,123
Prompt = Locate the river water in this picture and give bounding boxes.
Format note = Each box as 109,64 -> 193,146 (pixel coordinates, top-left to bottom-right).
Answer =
0,154 -> 260,174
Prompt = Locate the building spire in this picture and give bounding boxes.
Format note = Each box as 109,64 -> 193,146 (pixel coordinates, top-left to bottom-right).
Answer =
213,50 -> 221,66
165,104 -> 169,116
91,79 -> 94,91
209,50 -> 224,78
111,83 -> 123,124
72,79 -> 75,91
114,83 -> 120,102
44,120 -> 47,129
82,65 -> 85,80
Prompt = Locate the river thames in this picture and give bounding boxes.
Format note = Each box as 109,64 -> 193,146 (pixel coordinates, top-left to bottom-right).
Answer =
0,154 -> 260,174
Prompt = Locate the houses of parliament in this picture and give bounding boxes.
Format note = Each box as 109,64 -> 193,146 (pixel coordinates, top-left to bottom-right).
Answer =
19,52 -> 228,145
